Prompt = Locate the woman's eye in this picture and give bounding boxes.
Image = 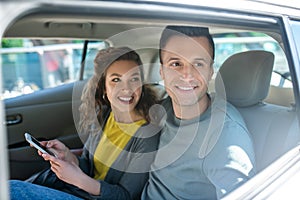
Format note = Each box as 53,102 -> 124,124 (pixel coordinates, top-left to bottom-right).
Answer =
112,78 -> 121,82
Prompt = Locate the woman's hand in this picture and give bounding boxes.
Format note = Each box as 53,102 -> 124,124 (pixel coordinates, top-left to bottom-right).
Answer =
39,139 -> 78,165
42,154 -> 101,195
42,154 -> 82,184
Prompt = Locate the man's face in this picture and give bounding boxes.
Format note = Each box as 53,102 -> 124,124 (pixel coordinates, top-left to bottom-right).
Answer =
160,35 -> 213,107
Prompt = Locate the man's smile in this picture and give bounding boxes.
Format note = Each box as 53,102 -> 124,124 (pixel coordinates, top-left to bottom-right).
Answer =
174,82 -> 199,92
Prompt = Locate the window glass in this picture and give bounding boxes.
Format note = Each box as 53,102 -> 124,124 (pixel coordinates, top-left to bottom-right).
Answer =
290,20 -> 300,66
0,39 -> 105,99
213,32 -> 291,88
82,42 -> 108,80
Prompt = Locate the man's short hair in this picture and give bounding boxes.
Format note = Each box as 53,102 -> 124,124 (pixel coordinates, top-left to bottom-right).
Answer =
159,25 -> 215,63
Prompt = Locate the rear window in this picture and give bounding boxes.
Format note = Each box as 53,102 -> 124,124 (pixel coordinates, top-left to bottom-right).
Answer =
0,39 -> 105,99
213,32 -> 291,88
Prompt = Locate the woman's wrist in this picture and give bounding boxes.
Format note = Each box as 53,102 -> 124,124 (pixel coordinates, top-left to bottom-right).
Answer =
76,173 -> 101,195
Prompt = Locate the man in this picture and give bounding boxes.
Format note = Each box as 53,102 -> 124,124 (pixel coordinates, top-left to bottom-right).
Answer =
142,26 -> 256,199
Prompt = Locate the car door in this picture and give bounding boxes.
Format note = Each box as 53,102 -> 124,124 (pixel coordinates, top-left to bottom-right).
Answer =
5,82 -> 83,180
2,38 -> 105,179
1,20 -> 105,179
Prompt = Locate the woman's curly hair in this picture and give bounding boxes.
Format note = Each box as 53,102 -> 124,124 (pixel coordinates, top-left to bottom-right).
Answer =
78,47 -> 158,135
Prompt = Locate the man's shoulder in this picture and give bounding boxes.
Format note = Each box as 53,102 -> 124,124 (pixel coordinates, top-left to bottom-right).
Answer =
160,96 -> 172,107
211,94 -> 246,124
224,101 -> 247,127
159,96 -> 174,115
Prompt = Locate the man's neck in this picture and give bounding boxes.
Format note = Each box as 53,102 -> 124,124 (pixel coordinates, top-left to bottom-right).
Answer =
173,95 -> 210,120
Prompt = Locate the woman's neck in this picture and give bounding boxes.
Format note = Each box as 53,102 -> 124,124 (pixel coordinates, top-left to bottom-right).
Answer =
112,110 -> 143,123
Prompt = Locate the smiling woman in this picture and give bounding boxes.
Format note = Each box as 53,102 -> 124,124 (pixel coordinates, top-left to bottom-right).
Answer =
9,47 -> 161,200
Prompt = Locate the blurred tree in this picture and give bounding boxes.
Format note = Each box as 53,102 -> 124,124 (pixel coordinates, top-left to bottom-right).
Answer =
1,39 -> 23,48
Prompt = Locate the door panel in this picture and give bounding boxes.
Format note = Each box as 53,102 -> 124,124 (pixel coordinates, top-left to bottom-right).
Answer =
5,82 -> 84,180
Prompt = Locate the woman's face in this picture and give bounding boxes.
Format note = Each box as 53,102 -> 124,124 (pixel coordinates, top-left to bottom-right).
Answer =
105,60 -> 142,113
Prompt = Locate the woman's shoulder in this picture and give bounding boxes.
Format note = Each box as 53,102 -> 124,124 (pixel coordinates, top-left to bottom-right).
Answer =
132,123 -> 161,150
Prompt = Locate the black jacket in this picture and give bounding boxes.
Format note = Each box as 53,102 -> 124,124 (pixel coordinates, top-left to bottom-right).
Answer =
28,107 -> 161,200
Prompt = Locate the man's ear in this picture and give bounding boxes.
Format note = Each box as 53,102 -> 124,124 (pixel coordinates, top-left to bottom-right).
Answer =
208,63 -> 214,81
208,65 -> 214,81
159,65 -> 165,79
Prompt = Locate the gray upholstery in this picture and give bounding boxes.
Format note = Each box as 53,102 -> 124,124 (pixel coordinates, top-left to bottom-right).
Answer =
238,104 -> 298,171
215,50 -> 274,107
216,50 -> 299,172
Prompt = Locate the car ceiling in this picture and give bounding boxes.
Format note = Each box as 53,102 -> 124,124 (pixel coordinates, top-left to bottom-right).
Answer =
2,0 -> 292,47
3,11 -> 254,48
2,7 -> 285,84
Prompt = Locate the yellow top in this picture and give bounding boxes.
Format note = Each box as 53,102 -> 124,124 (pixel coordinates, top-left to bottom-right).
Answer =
93,112 -> 146,180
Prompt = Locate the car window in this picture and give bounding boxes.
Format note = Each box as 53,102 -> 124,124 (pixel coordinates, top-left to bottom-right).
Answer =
213,32 -> 291,88
152,31 -> 292,90
0,39 -> 105,99
82,41 -> 108,80
290,20 -> 300,67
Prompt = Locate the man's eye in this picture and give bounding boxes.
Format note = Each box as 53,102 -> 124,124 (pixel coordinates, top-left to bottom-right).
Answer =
170,62 -> 181,67
131,77 -> 140,82
112,78 -> 121,82
195,62 -> 204,67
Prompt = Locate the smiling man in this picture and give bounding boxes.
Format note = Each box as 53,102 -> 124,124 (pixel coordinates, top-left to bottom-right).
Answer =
142,26 -> 256,199
160,33 -> 214,119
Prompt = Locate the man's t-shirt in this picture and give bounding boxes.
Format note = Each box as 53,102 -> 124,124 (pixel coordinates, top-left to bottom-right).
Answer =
142,96 -> 256,199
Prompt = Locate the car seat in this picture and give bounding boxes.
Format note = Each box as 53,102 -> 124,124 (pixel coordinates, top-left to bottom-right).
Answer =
215,50 -> 299,172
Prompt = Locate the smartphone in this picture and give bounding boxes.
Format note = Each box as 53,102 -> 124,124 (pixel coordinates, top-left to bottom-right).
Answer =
24,133 -> 55,156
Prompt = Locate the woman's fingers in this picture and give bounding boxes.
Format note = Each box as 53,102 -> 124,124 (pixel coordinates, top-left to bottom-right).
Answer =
37,150 -> 43,156
49,160 -> 60,167
40,141 -> 48,147
42,153 -> 59,163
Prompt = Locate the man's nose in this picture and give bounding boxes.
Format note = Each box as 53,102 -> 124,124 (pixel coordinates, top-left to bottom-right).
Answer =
180,65 -> 195,81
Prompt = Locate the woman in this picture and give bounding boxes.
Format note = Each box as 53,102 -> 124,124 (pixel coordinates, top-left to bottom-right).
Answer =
10,47 -> 161,200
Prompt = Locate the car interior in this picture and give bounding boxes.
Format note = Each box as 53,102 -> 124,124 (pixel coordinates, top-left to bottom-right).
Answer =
1,2 -> 299,187
215,50 -> 298,171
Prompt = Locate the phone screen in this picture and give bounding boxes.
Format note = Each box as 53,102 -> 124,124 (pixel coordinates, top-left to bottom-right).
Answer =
24,133 -> 55,156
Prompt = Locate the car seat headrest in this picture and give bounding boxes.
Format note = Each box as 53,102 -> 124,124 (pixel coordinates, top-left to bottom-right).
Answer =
215,50 -> 274,107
